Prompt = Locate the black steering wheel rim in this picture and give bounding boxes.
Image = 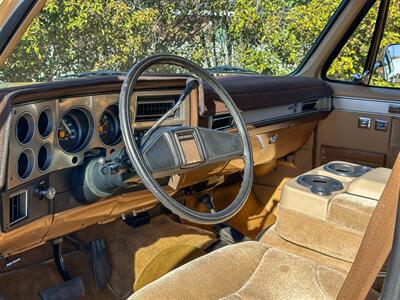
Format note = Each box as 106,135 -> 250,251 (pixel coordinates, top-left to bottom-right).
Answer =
119,54 -> 253,225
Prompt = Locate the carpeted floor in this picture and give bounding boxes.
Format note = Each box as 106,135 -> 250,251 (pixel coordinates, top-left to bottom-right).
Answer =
182,184 -> 279,239
0,214 -> 217,299
0,250 -> 115,300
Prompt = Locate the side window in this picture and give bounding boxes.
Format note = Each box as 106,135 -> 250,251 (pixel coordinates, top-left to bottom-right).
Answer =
326,1 -> 379,82
370,1 -> 400,87
326,0 -> 400,88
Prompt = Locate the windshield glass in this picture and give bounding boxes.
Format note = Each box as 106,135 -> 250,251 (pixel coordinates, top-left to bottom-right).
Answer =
0,0 -> 342,83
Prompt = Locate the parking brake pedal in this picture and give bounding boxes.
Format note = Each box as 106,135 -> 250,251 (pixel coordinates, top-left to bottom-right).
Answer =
89,239 -> 111,290
39,277 -> 85,300
124,211 -> 151,228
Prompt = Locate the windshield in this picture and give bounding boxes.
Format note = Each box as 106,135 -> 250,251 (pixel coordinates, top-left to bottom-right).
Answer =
0,0 -> 342,83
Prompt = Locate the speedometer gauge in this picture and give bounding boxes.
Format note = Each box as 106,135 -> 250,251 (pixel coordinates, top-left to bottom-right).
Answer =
57,108 -> 93,153
98,104 -> 121,146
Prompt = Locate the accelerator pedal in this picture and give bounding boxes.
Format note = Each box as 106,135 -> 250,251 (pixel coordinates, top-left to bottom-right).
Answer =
89,239 -> 111,290
39,277 -> 85,300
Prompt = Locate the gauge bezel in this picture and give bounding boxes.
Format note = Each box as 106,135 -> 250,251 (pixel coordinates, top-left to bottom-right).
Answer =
15,112 -> 35,145
38,107 -> 54,138
98,103 -> 122,146
57,107 -> 94,154
16,148 -> 35,180
38,142 -> 53,172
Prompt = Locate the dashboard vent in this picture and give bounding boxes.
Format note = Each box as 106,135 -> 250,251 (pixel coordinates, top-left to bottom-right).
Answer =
301,100 -> 318,112
136,97 -> 177,122
211,114 -> 234,130
9,190 -> 28,226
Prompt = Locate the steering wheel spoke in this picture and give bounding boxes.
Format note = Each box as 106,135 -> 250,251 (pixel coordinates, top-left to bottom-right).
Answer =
120,55 -> 253,224
141,126 -> 244,178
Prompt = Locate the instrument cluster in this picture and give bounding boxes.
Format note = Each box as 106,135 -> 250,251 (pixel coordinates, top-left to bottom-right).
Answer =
7,90 -> 187,190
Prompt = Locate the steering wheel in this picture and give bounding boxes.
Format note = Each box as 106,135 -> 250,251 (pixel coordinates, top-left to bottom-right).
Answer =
119,54 -> 253,225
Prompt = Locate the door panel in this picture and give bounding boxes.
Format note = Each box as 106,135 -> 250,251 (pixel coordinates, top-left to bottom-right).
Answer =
315,96 -> 399,168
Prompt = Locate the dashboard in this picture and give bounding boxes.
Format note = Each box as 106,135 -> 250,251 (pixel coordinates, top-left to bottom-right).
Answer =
0,75 -> 332,257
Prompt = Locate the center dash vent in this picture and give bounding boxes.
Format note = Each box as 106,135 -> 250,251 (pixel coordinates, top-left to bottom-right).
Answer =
9,190 -> 28,226
211,114 -> 234,130
136,97 -> 178,122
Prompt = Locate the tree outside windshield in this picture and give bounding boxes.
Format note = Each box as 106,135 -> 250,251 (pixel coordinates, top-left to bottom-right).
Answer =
0,0 -> 342,83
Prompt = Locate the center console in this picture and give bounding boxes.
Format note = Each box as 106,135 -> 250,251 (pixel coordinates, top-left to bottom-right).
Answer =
274,161 -> 391,262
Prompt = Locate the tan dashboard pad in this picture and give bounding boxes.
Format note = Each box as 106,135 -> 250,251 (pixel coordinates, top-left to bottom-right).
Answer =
46,190 -> 161,240
109,189 -> 163,218
223,121 -> 317,175
0,215 -> 52,256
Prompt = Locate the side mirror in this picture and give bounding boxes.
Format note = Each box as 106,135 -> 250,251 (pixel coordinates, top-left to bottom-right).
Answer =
377,44 -> 400,84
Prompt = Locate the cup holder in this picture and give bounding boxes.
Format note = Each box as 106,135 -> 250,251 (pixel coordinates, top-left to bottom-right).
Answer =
297,175 -> 344,196
324,162 -> 372,177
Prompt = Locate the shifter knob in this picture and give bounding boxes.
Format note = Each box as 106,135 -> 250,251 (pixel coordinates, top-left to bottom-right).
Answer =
39,186 -> 56,200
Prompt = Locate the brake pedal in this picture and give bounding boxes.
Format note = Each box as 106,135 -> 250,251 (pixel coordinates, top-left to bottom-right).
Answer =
39,277 -> 85,300
89,239 -> 111,290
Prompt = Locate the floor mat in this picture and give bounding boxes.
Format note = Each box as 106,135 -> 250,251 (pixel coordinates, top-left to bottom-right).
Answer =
73,214 -> 217,299
0,250 -> 116,300
133,244 -> 205,291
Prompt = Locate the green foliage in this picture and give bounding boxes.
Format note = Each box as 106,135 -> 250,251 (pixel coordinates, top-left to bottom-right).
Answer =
369,1 -> 400,87
0,0 -> 399,88
325,0 -> 400,88
327,1 -> 379,81
0,0 -> 339,82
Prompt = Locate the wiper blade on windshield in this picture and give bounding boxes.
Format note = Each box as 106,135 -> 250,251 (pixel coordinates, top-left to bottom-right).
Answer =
206,65 -> 258,75
57,70 -> 127,79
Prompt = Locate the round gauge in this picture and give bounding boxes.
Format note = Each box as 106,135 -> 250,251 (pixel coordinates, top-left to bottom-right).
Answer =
98,104 -> 121,146
57,108 -> 93,153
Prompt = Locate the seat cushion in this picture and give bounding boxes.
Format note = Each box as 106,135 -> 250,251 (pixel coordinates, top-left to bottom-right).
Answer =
129,241 -> 347,300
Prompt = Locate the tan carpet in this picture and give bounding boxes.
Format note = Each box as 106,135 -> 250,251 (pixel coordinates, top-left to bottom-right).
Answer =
133,244 -> 205,291
0,214 -> 216,300
73,214 -> 217,299
0,250 -> 115,300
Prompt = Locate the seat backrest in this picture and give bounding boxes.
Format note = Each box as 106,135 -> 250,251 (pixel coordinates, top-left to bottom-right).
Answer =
337,156 -> 400,300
